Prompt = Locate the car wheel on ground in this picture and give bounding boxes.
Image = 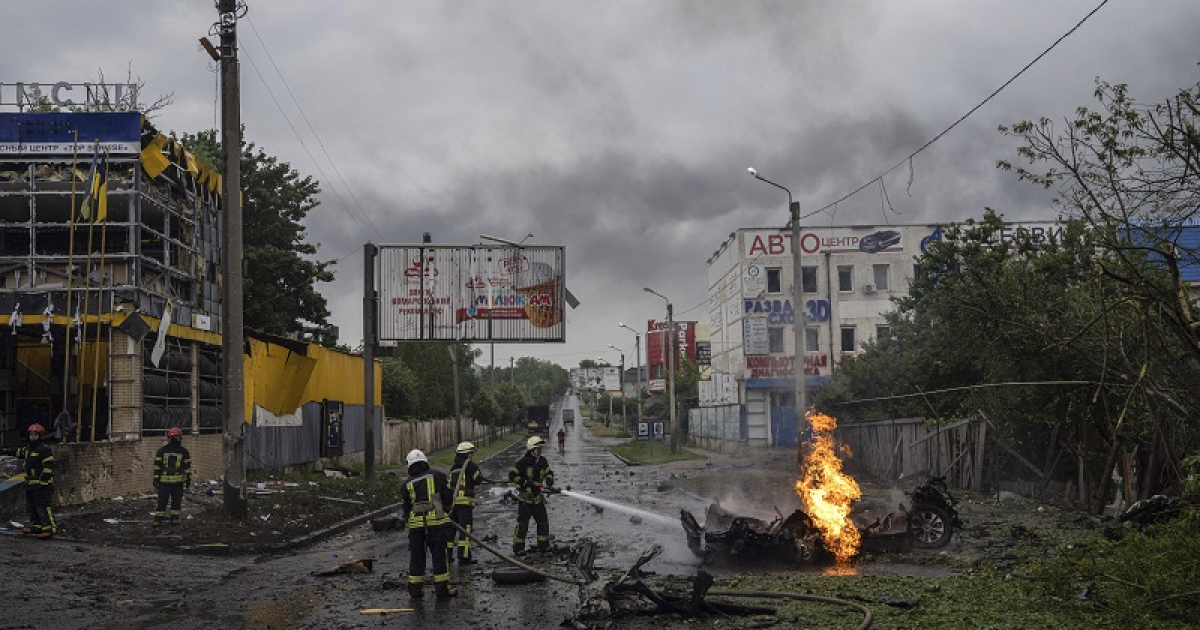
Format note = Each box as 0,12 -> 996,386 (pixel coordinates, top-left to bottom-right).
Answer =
491,567 -> 546,585
908,504 -> 954,548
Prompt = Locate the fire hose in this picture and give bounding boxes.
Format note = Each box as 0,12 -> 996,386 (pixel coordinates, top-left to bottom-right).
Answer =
447,520 -> 874,629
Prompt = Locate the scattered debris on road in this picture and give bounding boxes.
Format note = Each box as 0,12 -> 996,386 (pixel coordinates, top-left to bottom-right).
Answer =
312,558 -> 374,576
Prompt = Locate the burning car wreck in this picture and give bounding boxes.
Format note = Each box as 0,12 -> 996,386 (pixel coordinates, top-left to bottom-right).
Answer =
680,476 -> 963,565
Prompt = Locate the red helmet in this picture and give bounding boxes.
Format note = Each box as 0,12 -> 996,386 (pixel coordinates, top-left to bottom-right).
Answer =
167,427 -> 183,440
28,423 -> 45,435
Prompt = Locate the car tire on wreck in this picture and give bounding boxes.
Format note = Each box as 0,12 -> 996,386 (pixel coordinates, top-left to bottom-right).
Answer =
908,504 -> 953,548
491,567 -> 547,585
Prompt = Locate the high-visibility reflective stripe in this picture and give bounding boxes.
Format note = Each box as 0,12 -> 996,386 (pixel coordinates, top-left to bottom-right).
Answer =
406,475 -> 449,528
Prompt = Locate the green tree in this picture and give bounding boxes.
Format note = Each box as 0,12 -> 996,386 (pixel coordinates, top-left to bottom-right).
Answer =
998,81 -> 1200,424
674,358 -> 701,402
510,357 -> 569,405
494,381 -> 529,426
178,130 -> 335,342
469,389 -> 502,425
820,80 -> 1200,509
380,353 -> 419,418
821,211 -> 1131,513
379,343 -> 478,419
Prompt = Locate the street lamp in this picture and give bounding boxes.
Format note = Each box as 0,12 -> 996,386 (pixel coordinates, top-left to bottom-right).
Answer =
643,287 -> 676,452
607,344 -> 626,430
748,167 -> 807,447
596,357 -> 615,427
618,322 -> 642,428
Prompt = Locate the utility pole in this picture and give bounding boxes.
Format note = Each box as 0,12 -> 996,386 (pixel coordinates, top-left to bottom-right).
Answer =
634,334 -> 641,427
217,0 -> 247,520
749,168 -> 807,453
667,303 -> 676,453
362,243 -> 376,479
618,323 -> 641,430
450,345 -> 462,444
618,354 -> 625,430
646,288 -> 676,452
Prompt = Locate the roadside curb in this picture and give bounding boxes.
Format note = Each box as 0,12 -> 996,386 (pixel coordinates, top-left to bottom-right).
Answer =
266,501 -> 405,553
269,437 -> 524,553
609,451 -> 637,466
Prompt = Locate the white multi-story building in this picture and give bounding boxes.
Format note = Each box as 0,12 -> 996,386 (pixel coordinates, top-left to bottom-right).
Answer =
702,222 -> 1061,447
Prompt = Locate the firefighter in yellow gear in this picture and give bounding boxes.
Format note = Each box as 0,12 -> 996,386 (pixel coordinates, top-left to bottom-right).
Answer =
509,436 -> 555,554
446,441 -> 495,565
18,423 -> 56,538
401,449 -> 456,599
153,427 -> 192,524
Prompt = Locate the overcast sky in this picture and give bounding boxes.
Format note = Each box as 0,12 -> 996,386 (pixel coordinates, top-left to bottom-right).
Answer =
4,1 -> 1197,370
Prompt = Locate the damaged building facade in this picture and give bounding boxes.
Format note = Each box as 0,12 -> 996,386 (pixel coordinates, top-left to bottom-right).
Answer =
0,111 -> 381,505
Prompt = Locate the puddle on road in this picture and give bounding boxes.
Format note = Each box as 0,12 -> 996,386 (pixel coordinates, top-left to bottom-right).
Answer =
244,586 -> 327,630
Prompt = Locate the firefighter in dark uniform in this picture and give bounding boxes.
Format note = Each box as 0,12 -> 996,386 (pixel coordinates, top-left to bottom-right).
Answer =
446,441 -> 493,565
153,427 -> 192,524
509,435 -> 555,554
18,423 -> 56,538
401,449 -> 456,599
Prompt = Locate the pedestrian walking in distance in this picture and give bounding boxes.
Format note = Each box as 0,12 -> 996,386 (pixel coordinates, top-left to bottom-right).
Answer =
19,423 -> 56,538
153,427 -> 192,525
402,449 -> 457,599
557,428 -> 566,456
447,441 -> 494,566
509,436 -> 555,554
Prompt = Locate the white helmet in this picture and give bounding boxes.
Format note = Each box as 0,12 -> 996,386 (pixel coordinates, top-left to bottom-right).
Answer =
456,441 -> 477,454
406,449 -> 428,466
527,436 -> 546,450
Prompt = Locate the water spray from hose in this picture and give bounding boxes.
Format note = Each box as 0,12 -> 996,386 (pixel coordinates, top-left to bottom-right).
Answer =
558,489 -> 678,528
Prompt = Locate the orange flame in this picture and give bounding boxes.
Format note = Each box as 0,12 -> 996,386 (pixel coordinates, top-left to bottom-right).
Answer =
794,410 -> 861,562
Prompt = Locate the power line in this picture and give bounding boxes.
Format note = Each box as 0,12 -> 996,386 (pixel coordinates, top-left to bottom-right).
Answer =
833,380 -> 1123,405
237,27 -> 379,244
802,0 -> 1111,222
245,17 -> 384,239
675,297 -> 710,317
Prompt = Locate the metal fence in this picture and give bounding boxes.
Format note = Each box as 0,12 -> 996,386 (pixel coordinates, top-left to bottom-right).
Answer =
687,404 -> 743,451
245,401 -> 513,471
834,417 -> 987,490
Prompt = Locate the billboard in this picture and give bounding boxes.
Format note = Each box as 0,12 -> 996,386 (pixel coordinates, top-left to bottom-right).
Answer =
600,366 -> 620,392
376,244 -> 565,344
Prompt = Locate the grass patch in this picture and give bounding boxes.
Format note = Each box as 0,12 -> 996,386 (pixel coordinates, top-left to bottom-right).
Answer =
610,439 -> 706,464
428,432 -> 524,467
1032,512 -> 1200,626
721,571 -> 1138,630
585,420 -> 631,438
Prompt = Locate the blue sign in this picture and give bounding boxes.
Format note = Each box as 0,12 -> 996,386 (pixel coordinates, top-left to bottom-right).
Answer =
0,112 -> 141,155
744,298 -> 831,324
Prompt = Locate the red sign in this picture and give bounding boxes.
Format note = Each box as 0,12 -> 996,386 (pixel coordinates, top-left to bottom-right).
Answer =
646,320 -> 697,374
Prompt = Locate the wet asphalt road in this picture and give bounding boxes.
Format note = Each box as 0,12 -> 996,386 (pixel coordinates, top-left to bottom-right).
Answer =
0,394 -> 730,629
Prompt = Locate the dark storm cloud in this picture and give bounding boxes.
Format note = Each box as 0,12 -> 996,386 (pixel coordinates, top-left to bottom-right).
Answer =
2,0 -> 1196,366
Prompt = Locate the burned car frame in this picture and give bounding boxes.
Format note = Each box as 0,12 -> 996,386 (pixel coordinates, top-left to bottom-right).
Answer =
681,476 -> 963,564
